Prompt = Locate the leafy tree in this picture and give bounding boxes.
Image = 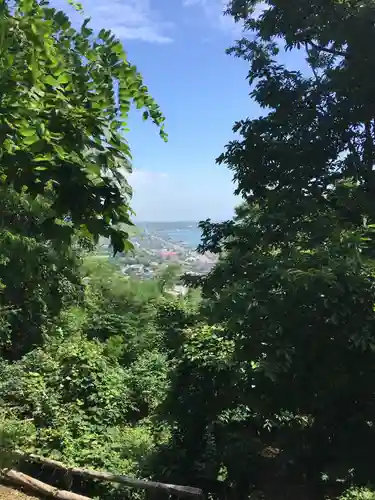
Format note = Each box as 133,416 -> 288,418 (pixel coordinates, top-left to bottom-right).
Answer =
124,349 -> 170,422
0,332 -> 162,492
156,263 -> 183,293
0,188 -> 82,359
80,257 -> 164,362
173,0 -> 375,495
153,322 -> 249,495
155,298 -> 200,356
225,0 -> 375,242
1,0 -> 166,253
0,332 -> 167,499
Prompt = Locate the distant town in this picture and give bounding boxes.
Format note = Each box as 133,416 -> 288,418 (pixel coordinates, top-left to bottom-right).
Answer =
97,222 -> 218,283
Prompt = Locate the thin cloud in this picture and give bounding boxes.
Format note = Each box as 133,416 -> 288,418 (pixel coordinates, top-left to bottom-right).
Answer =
182,0 -> 241,36
183,0 -> 266,36
131,170 -> 169,187
51,0 -> 173,44
130,170 -> 237,222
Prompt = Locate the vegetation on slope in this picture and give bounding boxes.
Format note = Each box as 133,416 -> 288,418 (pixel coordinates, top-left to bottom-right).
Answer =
2,1 -> 375,500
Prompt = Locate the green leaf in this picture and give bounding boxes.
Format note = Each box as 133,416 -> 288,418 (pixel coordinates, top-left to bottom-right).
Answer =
67,0 -> 83,12
22,135 -> 40,145
44,75 -> 59,86
57,73 -> 70,84
36,123 -> 45,138
85,163 -> 101,176
19,127 -> 37,137
33,154 -> 53,162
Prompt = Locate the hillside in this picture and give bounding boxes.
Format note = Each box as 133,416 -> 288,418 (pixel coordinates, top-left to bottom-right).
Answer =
3,0 -> 375,500
97,221 -> 217,279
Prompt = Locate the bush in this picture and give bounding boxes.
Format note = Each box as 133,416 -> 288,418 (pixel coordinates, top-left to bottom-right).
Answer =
339,488 -> 375,500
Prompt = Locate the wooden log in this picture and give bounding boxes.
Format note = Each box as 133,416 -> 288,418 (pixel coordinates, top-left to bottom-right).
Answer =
1,468 -> 92,500
11,451 -> 203,498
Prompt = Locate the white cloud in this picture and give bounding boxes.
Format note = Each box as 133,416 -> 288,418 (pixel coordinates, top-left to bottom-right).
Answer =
183,0 -> 266,36
183,0 -> 240,35
51,0 -> 173,44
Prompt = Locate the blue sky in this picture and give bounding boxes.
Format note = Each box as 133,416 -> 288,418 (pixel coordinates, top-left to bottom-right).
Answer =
52,0 -> 305,222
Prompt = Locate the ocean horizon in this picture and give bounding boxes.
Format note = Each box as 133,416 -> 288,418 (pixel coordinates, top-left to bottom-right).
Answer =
136,221 -> 204,249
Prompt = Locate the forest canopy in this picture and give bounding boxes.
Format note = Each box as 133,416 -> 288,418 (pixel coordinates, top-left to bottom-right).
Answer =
1,1 -> 375,500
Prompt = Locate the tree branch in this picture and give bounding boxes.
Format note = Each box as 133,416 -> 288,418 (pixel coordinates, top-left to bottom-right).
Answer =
304,43 -> 322,85
307,40 -> 348,58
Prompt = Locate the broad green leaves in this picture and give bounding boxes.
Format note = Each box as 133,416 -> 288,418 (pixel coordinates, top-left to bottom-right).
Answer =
0,0 -> 167,254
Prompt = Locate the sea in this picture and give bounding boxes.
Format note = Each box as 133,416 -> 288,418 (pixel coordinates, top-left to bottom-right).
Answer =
138,221 -> 203,249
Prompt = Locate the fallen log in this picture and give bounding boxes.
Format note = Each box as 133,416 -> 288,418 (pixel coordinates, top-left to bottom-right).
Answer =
11,451 -> 203,498
1,468 -> 92,500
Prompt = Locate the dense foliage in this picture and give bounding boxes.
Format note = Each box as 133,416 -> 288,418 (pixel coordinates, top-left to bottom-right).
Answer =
186,0 -> 375,497
0,0 -> 166,253
2,1 -> 375,500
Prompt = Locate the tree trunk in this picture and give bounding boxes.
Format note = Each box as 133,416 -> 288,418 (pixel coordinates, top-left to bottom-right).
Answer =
1,468 -> 92,500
